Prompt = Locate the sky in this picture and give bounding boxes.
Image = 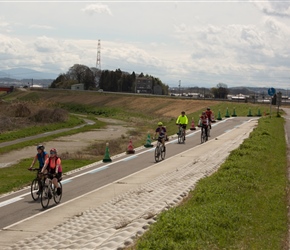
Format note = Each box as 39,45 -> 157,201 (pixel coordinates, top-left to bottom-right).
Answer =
0,0 -> 290,89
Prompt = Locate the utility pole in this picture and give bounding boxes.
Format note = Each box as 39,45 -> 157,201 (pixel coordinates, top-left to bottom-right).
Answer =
96,39 -> 101,70
178,80 -> 181,96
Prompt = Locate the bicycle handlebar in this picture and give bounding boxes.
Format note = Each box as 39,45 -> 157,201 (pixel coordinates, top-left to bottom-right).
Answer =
28,168 -> 39,171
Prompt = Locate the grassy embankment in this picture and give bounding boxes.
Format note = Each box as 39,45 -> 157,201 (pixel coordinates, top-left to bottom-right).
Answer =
131,116 -> 289,250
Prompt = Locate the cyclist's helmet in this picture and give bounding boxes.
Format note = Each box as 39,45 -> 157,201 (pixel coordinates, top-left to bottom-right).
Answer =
157,122 -> 163,126
181,111 -> 185,114
207,107 -> 210,110
202,111 -> 206,115
50,148 -> 57,155
37,144 -> 45,151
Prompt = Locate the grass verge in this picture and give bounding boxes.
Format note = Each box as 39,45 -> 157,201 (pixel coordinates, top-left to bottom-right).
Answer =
0,158 -> 97,195
132,116 -> 288,249
0,118 -> 106,155
0,114 -> 84,143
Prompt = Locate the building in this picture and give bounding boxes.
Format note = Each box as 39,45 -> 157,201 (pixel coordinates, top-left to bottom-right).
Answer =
135,77 -> 152,94
153,85 -> 162,95
71,83 -> 84,91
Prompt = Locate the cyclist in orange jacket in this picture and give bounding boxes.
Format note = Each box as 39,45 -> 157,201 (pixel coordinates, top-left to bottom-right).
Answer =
41,148 -> 62,195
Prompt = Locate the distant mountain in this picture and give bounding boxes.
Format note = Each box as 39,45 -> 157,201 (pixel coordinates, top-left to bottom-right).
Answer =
0,67 -> 58,80
230,86 -> 288,96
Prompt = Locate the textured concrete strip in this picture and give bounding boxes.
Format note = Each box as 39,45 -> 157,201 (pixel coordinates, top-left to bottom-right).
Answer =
1,119 -> 258,250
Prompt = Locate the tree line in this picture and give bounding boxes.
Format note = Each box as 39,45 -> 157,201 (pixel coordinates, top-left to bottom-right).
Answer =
50,64 -> 169,95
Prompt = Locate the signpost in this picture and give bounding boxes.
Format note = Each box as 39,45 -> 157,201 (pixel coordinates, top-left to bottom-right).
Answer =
268,87 -> 276,96
268,87 -> 276,118
277,91 -> 282,116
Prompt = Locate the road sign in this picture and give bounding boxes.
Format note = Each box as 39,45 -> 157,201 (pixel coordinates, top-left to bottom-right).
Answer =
268,87 -> 276,96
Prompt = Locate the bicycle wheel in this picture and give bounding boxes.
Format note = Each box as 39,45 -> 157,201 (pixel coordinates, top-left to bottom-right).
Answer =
182,130 -> 185,143
201,130 -> 205,144
161,146 -> 166,160
31,178 -> 40,201
53,182 -> 62,204
178,129 -> 184,144
208,127 -> 211,137
178,133 -> 182,144
155,145 -> 160,162
41,184 -> 50,209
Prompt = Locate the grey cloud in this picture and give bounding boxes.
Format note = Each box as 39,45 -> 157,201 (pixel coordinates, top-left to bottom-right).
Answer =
254,1 -> 290,18
33,36 -> 63,53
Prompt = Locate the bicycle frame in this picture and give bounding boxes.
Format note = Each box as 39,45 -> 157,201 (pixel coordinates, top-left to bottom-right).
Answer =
154,138 -> 165,162
177,124 -> 185,144
201,125 -> 208,143
29,168 -> 46,201
40,176 -> 62,209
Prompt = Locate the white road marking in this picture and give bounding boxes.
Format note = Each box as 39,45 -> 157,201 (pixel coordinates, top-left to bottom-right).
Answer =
0,197 -> 23,208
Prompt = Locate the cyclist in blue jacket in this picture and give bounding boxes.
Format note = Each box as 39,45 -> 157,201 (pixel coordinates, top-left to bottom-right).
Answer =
29,145 -> 49,171
29,145 -> 49,195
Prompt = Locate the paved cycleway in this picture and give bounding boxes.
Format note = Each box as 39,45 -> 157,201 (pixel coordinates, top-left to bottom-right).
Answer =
0,117 -> 258,250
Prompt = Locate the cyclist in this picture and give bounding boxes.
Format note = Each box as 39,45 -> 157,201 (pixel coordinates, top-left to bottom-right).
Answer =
176,111 -> 188,140
29,144 -> 49,171
154,122 -> 167,152
205,107 -> 213,129
41,148 -> 62,195
29,145 -> 49,194
199,111 -> 209,140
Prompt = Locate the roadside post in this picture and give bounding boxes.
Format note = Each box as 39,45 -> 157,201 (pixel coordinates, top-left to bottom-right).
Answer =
277,91 -> 282,116
268,87 -> 276,118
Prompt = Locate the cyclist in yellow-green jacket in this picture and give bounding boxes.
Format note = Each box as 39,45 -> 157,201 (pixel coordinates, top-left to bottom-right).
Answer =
176,111 -> 188,140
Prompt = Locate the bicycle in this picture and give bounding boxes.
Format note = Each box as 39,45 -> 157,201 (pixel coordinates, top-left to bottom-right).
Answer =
40,174 -> 62,209
154,136 -> 166,162
177,124 -> 185,144
207,124 -> 211,137
201,125 -> 208,144
28,168 -> 46,201
207,120 -> 212,137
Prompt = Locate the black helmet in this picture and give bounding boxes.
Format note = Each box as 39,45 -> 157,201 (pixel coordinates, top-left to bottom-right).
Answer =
207,107 -> 210,110
37,145 -> 45,150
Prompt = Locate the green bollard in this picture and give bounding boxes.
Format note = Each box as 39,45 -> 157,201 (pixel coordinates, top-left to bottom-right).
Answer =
144,133 -> 154,148
103,142 -> 112,162
217,110 -> 222,120
225,107 -> 230,118
232,107 -> 237,117
247,108 -> 253,117
257,108 -> 262,117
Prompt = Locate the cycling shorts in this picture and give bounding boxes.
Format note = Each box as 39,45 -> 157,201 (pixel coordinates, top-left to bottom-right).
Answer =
48,172 -> 62,181
158,135 -> 165,142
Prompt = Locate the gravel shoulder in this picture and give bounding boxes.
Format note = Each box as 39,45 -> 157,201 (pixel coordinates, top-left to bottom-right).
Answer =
0,117 -> 131,168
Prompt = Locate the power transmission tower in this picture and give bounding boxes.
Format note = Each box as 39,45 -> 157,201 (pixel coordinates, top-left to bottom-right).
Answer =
96,39 -> 101,70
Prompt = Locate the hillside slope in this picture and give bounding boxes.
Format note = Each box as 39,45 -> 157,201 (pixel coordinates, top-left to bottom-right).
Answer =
9,89 -> 221,118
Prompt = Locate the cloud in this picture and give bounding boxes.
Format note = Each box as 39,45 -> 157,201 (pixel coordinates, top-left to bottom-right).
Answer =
0,17 -> 11,33
254,1 -> 290,18
33,36 -> 64,53
29,24 -> 54,30
81,4 -> 113,16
